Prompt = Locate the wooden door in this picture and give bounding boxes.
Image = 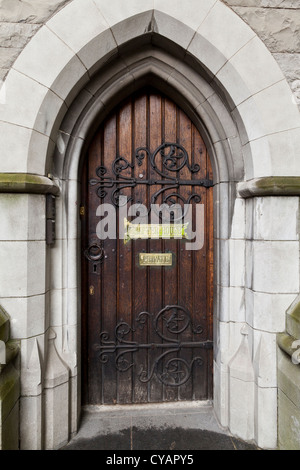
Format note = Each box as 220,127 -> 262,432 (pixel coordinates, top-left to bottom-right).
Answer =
81,89 -> 213,405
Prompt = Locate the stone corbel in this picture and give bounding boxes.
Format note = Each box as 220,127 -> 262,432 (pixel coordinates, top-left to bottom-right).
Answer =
0,173 -> 60,196
237,177 -> 300,198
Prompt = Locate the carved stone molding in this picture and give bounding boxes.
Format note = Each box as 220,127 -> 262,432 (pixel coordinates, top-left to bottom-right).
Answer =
238,177 -> 300,198
0,173 -> 60,196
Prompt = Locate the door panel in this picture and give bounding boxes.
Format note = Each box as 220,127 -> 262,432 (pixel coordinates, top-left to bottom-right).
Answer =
81,90 -> 213,405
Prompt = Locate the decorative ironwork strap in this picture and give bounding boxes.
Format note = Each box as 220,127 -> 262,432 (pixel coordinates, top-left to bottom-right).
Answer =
94,305 -> 213,387
89,143 -> 213,210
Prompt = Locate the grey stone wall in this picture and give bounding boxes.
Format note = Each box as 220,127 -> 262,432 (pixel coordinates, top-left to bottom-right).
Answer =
0,0 -> 299,108
223,0 -> 300,107
0,0 -> 71,80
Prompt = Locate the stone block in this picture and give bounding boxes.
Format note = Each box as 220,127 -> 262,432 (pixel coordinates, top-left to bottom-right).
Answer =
228,331 -> 255,441
75,29 -> 118,77
278,389 -> 300,450
197,1 -> 256,63
44,329 -> 70,449
231,7 -> 300,53
0,194 -> 45,242
273,52 -> 300,86
253,331 -> 277,388
230,198 -> 245,239
252,241 -> 299,294
13,25 -> 88,104
112,10 -> 154,47
0,362 -> 20,427
0,400 -> 19,450
47,0 -> 109,54
187,31 -> 227,77
254,385 -> 277,449
224,1 -> 298,6
0,305 -> 9,343
237,80 -> 300,145
286,296 -> 300,341
213,183 -> 230,240
253,197 -> 299,241
0,68 -> 66,139
20,395 -> 42,450
220,286 -> 245,323
229,239 -> 246,287
278,348 -> 300,416
154,0 -> 217,31
44,381 -> 69,449
0,47 -> 22,70
0,241 -> 46,297
50,239 -> 64,291
246,289 -> 295,333
0,0 -> 70,24
93,0 -> 153,27
0,22 -> 39,49
0,295 -> 47,340
265,128 -> 300,177
278,348 -> 300,450
216,35 -> 284,106
0,122 -> 49,174
217,239 -> 230,287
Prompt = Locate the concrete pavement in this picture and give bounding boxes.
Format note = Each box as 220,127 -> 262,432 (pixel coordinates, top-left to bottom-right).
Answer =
61,402 -> 260,451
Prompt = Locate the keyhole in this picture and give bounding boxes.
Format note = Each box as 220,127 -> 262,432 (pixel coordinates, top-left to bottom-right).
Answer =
93,264 -> 97,273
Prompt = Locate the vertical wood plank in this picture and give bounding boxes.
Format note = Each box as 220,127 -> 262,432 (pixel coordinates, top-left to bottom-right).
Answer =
192,126 -> 209,400
148,92 -> 163,403
162,97 -> 179,402
117,99 -> 133,404
132,93 -> 149,403
101,115 -> 118,404
177,107 -> 194,401
86,130 -> 103,404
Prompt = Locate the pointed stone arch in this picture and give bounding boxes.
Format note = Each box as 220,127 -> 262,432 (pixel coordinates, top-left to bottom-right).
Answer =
0,0 -> 299,450
0,0 -> 298,178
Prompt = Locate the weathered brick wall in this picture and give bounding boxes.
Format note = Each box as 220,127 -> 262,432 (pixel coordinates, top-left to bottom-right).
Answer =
0,0 -> 299,102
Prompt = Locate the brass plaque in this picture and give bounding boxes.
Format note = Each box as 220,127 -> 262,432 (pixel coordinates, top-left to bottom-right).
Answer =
139,253 -> 173,267
124,218 -> 188,244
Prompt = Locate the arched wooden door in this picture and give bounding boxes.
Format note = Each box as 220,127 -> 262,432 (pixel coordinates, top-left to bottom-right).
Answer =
81,89 -> 213,405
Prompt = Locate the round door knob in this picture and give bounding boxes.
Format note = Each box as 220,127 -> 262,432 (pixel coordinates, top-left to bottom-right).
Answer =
84,243 -> 104,262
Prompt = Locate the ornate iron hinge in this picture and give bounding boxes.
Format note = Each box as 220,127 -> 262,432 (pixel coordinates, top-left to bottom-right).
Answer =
89,143 -> 213,211
94,305 -> 213,387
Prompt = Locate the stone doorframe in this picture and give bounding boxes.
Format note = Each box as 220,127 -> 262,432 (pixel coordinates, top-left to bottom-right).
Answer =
0,0 -> 299,450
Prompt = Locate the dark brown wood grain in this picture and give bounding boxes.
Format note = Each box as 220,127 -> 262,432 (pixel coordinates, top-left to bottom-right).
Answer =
81,89 -> 214,405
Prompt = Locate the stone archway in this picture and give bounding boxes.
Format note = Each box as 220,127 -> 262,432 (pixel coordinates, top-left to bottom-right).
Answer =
0,0 -> 299,450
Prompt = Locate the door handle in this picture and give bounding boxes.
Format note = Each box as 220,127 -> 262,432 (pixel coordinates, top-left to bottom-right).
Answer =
84,243 -> 104,262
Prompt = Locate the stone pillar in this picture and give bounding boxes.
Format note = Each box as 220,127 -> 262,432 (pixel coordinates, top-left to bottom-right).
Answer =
20,339 -> 43,449
228,326 -> 255,441
0,306 -> 20,450
44,329 -> 70,450
277,297 -> 300,450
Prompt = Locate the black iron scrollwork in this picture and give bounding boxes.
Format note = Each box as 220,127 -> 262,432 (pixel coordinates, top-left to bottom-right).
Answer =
94,305 -> 213,387
89,143 -> 213,217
